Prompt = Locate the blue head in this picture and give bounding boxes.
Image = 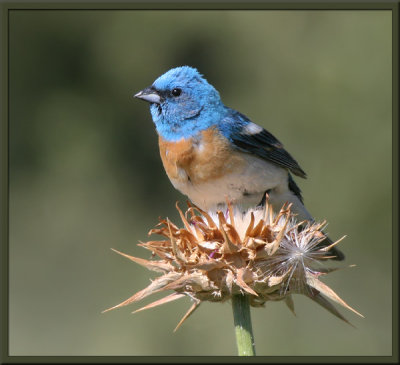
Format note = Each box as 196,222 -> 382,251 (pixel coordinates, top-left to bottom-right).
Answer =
135,66 -> 225,141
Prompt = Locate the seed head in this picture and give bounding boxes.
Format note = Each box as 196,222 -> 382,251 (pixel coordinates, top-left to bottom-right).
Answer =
104,200 -> 363,330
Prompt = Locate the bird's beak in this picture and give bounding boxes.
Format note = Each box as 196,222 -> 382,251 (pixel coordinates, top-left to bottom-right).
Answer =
134,87 -> 162,104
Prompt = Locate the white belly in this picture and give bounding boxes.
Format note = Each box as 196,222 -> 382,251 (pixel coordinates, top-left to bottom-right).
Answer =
172,154 -> 288,211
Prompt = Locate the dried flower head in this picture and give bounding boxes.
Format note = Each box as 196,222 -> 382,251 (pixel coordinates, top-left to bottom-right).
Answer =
104,200 -> 363,330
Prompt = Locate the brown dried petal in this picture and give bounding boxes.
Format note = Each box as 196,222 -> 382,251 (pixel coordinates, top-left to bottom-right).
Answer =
103,271 -> 182,312
174,299 -> 201,332
306,272 -> 363,318
110,248 -> 174,273
133,293 -> 185,314
236,268 -> 258,296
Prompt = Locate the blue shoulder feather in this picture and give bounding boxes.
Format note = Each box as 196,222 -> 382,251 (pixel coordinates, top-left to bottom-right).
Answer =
219,107 -> 307,179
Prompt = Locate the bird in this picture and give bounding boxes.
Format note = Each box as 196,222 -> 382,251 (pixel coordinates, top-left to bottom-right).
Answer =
134,66 -> 344,260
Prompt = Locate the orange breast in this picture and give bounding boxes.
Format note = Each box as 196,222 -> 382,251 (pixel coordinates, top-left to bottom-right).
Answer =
158,127 -> 245,185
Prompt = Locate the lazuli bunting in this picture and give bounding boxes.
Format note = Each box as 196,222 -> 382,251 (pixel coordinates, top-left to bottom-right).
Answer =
135,66 -> 344,260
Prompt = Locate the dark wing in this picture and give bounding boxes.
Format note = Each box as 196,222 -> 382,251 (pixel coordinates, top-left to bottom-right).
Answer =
227,111 -> 307,179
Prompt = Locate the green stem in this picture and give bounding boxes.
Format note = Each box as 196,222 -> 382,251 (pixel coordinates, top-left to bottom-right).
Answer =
231,294 -> 256,356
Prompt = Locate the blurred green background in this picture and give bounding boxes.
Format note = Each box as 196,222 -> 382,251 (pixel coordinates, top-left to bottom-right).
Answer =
9,10 -> 392,356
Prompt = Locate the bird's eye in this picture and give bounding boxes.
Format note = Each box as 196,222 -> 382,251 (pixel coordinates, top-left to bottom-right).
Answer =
171,88 -> 182,97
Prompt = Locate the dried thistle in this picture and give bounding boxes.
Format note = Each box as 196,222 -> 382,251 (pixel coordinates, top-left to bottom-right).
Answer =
104,200 -> 363,332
